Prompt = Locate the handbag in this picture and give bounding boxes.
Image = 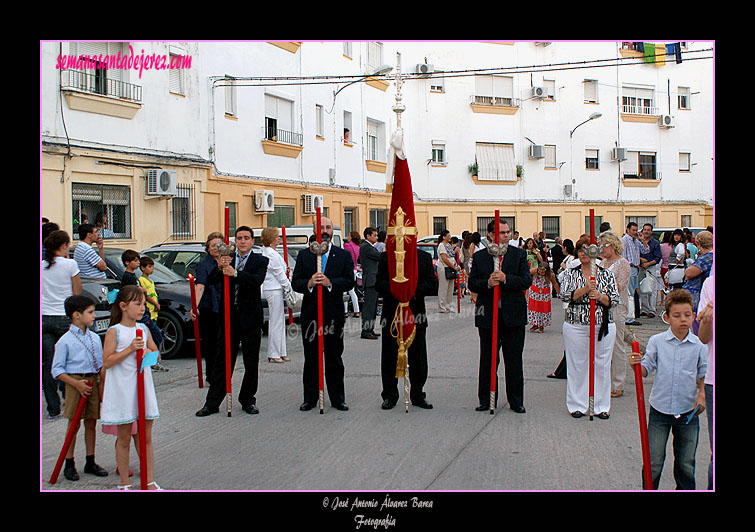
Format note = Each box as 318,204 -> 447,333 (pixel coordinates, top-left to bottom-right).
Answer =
667,265 -> 685,285
639,274 -> 656,294
444,267 -> 457,280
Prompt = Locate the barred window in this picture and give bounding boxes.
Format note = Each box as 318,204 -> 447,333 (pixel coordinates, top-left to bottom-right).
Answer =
72,183 -> 131,239
171,183 -> 196,238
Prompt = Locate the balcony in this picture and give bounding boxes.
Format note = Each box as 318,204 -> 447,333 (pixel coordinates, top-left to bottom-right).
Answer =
470,95 -> 519,115
621,169 -> 662,187
261,126 -> 304,158
60,69 -> 142,119
620,104 -> 660,123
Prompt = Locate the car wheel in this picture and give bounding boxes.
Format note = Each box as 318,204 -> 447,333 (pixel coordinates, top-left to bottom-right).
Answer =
156,311 -> 184,359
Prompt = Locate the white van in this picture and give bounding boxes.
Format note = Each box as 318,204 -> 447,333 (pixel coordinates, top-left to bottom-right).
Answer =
253,225 -> 344,248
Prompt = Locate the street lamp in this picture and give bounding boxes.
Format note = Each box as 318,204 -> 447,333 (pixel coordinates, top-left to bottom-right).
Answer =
569,112 -> 602,199
327,64 -> 394,113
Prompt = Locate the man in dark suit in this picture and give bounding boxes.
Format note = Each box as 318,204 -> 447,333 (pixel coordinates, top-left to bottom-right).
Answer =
359,226 -> 381,339
468,219 -> 532,413
376,248 -> 438,410
292,216 -> 355,412
196,226 -> 268,417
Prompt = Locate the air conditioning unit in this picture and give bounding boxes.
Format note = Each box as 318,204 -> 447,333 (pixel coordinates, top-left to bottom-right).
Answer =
254,190 -> 275,212
415,64 -> 434,77
659,114 -> 676,128
531,86 -> 547,99
528,145 -> 545,159
611,147 -> 628,161
146,169 -> 177,196
302,194 -> 324,215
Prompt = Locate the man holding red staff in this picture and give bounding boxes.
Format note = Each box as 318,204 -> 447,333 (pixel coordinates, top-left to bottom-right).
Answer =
195,226 -> 268,417
468,219 -> 531,413
292,215 -> 354,412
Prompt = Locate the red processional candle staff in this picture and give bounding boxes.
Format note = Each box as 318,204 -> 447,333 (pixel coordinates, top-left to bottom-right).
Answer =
48,380 -> 94,484
487,210 -> 507,415
282,225 -> 293,325
632,340 -> 654,489
223,206 -> 233,417
586,208 -> 598,421
313,207 -> 326,414
135,328 -> 148,490
188,273 -> 204,388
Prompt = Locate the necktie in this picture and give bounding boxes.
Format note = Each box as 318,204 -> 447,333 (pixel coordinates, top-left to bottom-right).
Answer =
234,253 -> 249,304
321,250 -> 328,272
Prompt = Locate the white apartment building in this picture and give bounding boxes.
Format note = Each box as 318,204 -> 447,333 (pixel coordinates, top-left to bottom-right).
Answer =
41,41 -> 714,248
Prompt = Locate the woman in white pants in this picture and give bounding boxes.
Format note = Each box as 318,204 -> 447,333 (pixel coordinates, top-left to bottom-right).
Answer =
436,230 -> 459,312
260,227 -> 293,363
559,235 -> 620,419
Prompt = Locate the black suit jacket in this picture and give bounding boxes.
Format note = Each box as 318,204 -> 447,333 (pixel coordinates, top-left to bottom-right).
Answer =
359,241 -> 381,288
468,245 -> 531,328
292,244 -> 355,327
208,251 -> 268,331
376,248 -> 438,329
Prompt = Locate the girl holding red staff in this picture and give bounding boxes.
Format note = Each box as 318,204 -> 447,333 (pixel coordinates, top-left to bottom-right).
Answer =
101,286 -> 161,490
559,234 -> 620,419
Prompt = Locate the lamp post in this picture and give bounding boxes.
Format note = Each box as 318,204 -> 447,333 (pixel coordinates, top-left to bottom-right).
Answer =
569,112 -> 602,199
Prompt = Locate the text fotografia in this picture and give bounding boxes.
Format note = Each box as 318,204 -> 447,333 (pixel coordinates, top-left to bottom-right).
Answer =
55,46 -> 192,78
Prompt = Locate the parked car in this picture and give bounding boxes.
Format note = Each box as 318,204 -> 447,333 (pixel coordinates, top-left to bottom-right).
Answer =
80,277 -> 120,339
141,242 -> 304,318
418,234 -> 462,244
417,242 -> 439,273
252,225 -> 344,249
651,227 -> 706,244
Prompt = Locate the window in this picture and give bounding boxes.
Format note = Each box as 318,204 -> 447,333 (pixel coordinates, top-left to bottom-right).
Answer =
475,142 -> 516,181
678,86 -> 690,110
474,74 -> 515,106
366,42 -> 383,73
224,76 -> 236,117
369,208 -> 388,232
267,206 -> 295,228
544,145 -> 556,169
343,42 -> 352,59
72,183 -> 132,240
343,208 -> 357,236
542,217 -> 560,239
477,216 -> 515,234
315,104 -> 324,138
433,217 -> 447,235
623,151 -> 658,180
585,149 -> 599,170
679,152 -> 691,172
343,111 -> 353,143
168,46 -> 186,96
171,183 -> 195,238
366,119 -> 385,161
622,85 -> 656,115
225,202 -> 237,235
584,79 -> 598,103
625,216 -> 657,228
543,79 -> 556,100
430,70 -> 445,93
265,94 -> 300,145
66,42 -> 141,102
431,141 -> 446,164
681,215 -> 692,227
585,215 -> 603,237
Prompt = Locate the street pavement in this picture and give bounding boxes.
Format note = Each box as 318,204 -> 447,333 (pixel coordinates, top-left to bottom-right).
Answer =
40,292 -> 712,494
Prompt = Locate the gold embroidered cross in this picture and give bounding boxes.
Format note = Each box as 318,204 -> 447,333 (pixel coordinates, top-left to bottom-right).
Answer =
386,206 -> 417,283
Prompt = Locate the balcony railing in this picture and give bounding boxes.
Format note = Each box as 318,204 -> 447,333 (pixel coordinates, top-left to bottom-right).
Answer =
264,126 -> 303,147
621,104 -> 659,116
622,170 -> 662,181
472,95 -> 518,107
61,69 -> 142,103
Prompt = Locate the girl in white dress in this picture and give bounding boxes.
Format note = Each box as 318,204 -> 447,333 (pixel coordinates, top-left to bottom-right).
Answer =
101,285 -> 161,490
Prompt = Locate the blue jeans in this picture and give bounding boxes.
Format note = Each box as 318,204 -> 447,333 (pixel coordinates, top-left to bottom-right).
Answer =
139,314 -> 163,348
625,266 -> 638,323
645,406 -> 700,490
42,315 -> 69,416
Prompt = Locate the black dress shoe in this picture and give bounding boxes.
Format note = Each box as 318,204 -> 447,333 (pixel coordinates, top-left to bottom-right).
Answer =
333,402 -> 349,411
475,405 -> 491,412
381,399 -> 396,410
64,465 -> 79,481
511,405 -> 526,414
195,406 -> 219,417
242,404 -> 259,415
360,333 -> 379,340
84,462 -> 109,477
300,401 -> 317,411
412,399 -> 433,409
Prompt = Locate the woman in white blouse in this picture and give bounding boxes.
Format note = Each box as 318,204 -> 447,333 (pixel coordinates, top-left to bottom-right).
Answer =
436,230 -> 460,313
260,227 -> 293,363
598,231 -> 631,398
559,234 -> 620,419
42,230 -> 83,417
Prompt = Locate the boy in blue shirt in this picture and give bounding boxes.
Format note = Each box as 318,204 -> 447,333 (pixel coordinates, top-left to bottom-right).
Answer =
51,294 -> 108,481
630,289 -> 707,490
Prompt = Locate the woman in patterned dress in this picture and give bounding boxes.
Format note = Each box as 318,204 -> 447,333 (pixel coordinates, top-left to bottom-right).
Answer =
528,261 -> 559,332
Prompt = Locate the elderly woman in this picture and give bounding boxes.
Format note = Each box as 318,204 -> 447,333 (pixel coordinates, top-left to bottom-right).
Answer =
599,231 -> 632,398
559,234 -> 620,419
192,231 -> 224,381
260,227 -> 293,363
682,230 -> 713,334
